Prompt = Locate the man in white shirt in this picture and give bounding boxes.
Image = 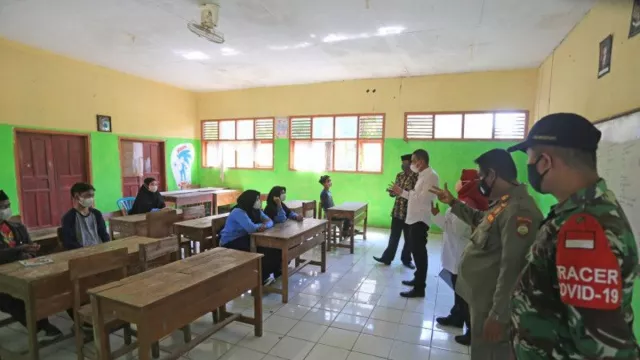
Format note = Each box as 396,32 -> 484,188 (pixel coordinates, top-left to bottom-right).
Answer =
390,149 -> 439,298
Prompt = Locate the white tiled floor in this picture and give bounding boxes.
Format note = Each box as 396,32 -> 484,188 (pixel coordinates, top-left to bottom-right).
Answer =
0,229 -> 469,360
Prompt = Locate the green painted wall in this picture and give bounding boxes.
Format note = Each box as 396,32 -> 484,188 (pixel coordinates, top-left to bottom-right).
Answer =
200,138 -> 533,228
0,123 -> 200,215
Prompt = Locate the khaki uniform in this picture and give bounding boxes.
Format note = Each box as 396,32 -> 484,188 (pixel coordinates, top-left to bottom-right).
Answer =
451,184 -> 542,360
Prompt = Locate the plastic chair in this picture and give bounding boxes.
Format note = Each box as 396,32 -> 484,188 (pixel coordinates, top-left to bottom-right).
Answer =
116,197 -> 136,216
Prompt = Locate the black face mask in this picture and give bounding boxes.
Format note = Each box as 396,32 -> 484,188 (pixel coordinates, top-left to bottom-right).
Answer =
478,174 -> 496,198
528,155 -> 549,194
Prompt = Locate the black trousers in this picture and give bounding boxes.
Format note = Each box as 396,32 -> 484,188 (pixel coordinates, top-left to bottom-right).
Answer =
408,221 -> 429,290
223,235 -> 282,282
380,217 -> 412,264
0,293 -> 51,331
449,274 -> 471,329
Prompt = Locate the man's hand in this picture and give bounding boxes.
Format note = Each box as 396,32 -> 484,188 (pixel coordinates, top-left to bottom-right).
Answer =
18,243 -> 40,254
483,317 -> 505,343
388,182 -> 403,196
273,196 -> 282,206
429,183 -> 456,205
431,202 -> 440,216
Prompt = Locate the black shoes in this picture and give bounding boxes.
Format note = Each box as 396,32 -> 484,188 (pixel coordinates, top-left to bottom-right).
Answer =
373,256 -> 391,265
435,316 -> 464,328
400,289 -> 425,298
402,262 -> 416,270
401,279 -> 416,286
454,331 -> 471,346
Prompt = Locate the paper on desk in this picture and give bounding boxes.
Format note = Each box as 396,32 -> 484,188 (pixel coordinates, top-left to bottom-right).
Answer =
19,257 -> 53,267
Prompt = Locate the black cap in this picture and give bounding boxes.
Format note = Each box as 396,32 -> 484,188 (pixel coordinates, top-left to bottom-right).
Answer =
475,149 -> 518,181
401,154 -> 412,161
508,113 -> 601,153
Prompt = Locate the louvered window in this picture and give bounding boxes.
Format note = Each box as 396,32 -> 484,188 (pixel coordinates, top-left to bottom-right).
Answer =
405,111 -> 528,140
289,114 -> 384,173
201,118 -> 274,169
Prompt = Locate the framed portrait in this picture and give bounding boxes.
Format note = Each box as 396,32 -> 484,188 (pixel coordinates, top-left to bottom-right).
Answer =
598,35 -> 613,79
630,0 -> 640,38
96,115 -> 112,132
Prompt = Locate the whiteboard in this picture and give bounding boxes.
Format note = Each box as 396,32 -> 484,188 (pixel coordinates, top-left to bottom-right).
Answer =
595,109 -> 640,257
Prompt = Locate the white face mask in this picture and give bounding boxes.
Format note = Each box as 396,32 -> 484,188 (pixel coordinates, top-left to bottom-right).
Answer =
253,199 -> 262,210
79,197 -> 94,208
410,164 -> 419,173
148,185 -> 158,193
280,193 -> 287,202
0,208 -> 12,221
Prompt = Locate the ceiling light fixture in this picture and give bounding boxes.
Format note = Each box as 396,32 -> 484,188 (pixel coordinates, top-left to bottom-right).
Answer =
176,51 -> 210,60
322,34 -> 350,43
377,26 -> 405,36
221,47 -> 239,56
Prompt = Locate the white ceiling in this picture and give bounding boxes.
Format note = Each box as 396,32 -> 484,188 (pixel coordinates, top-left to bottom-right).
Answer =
0,0 -> 595,91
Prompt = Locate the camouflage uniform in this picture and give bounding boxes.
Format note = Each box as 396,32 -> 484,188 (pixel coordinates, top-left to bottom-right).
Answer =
511,179 -> 640,359
452,183 -> 542,360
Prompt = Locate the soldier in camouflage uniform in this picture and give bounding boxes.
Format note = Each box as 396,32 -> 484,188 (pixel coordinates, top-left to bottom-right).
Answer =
508,113 -> 640,359
430,149 -> 542,359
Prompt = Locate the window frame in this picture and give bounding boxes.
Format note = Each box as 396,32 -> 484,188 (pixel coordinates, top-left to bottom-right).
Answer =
201,117 -> 275,170
403,110 -> 529,141
288,113 -> 385,174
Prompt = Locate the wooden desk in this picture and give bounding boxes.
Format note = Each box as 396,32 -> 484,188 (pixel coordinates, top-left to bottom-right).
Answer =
174,213 -> 229,254
160,188 -> 224,197
109,210 -> 183,239
28,227 -> 60,255
0,236 -> 164,360
326,202 -> 368,254
163,189 -> 240,216
283,201 -> 303,215
284,200 -> 317,219
211,189 -> 241,214
89,248 -> 263,360
250,219 -> 328,303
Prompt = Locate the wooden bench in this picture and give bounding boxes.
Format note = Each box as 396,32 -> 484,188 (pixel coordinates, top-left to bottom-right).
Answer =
325,202 -> 369,254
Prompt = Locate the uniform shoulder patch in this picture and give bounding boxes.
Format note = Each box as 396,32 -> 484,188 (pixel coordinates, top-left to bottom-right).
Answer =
555,213 -> 622,310
515,216 -> 532,237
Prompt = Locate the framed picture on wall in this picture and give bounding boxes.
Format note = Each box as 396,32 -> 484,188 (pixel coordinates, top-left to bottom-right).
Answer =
96,115 -> 112,132
597,34 -> 613,78
630,0 -> 640,38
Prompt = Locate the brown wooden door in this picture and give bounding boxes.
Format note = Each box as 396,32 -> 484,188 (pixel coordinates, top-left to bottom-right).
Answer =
120,140 -> 165,198
16,132 -> 89,228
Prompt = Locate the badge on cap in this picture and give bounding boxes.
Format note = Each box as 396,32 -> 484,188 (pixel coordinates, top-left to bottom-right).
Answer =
516,217 -> 532,237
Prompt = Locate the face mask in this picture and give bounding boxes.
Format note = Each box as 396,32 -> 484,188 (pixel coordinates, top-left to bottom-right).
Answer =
79,197 -> 94,208
148,185 -> 158,193
280,193 -> 287,202
253,199 -> 262,210
0,208 -> 11,221
478,175 -> 495,198
401,164 -> 410,172
410,164 -> 419,173
528,156 -> 549,194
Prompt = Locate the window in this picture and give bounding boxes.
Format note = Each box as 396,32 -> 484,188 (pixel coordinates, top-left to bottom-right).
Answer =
290,114 -> 384,173
202,118 -> 274,169
404,111 -> 528,140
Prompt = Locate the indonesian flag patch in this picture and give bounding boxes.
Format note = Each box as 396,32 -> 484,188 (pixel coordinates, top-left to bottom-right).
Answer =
556,213 -> 622,310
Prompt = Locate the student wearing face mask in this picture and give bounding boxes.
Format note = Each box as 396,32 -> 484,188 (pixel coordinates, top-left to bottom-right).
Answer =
263,186 -> 303,223
220,190 -> 277,284
60,182 -> 110,250
128,177 -> 166,215
508,113 -> 640,359
430,149 -> 542,360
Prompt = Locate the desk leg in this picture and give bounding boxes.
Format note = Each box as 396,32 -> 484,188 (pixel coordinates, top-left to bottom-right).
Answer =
137,326 -> 152,360
281,247 -> 289,303
25,291 -> 39,360
253,259 -> 263,336
327,217 -> 334,251
363,211 -> 368,240
321,230 -> 327,273
110,224 -> 115,241
90,295 -> 111,360
349,215 -> 355,255
212,199 -> 218,215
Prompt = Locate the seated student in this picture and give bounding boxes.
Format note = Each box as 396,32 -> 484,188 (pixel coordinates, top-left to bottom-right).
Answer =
0,190 -> 63,341
219,190 -> 279,283
319,175 -> 352,236
60,183 -> 110,250
263,186 -> 303,223
128,177 -> 166,215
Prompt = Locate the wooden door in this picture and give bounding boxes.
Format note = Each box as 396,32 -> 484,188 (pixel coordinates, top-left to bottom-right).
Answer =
120,140 -> 165,198
16,132 -> 89,228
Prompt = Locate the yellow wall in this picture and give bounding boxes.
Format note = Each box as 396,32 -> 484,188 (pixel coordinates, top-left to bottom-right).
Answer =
0,37 -> 197,138
196,69 -> 538,138
535,0 -> 640,122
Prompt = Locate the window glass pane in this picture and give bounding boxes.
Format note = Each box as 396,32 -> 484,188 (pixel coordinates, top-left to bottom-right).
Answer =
221,142 -> 236,168
205,142 -> 220,167
463,113 -> 493,139
219,121 -> 236,140
334,140 -> 357,171
335,116 -> 358,139
236,120 -> 254,140
255,142 -> 273,168
292,141 -> 331,172
236,141 -> 254,168
434,114 -> 463,139
312,117 -> 334,139
358,141 -> 382,172
494,112 -> 527,139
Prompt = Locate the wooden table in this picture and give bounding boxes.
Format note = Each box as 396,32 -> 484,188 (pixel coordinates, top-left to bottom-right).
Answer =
250,219 -> 328,303
0,236 -> 164,360
89,248 -> 263,360
284,200 -> 317,219
109,209 -> 183,239
283,201 -> 303,215
163,189 -> 240,216
28,227 -> 60,255
326,202 -> 368,254
174,213 -> 229,254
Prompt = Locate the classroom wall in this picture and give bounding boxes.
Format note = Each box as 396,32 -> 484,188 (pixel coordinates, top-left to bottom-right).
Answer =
0,37 -> 200,213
